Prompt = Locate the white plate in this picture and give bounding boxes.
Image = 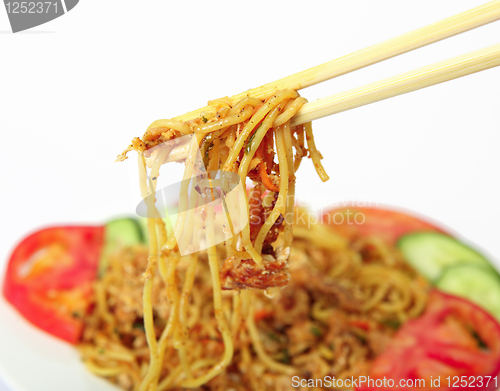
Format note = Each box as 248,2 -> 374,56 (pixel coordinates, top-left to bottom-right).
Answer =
0,289 -> 117,391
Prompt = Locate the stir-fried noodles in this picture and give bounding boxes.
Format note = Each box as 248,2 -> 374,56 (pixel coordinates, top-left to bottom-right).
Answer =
80,208 -> 428,390
78,91 -> 428,390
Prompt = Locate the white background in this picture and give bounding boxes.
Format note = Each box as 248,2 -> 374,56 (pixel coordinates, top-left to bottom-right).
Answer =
0,1 -> 499,390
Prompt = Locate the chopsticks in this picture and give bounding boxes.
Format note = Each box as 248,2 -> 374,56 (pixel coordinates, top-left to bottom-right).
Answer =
149,1 -> 500,165
173,0 -> 500,123
291,42 -> 500,126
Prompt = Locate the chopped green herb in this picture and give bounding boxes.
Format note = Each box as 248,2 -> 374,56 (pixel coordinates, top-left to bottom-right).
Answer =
353,331 -> 367,344
202,135 -> 214,167
279,348 -> 291,364
205,142 -> 214,157
267,332 -> 281,342
98,348 -> 105,354
244,124 -> 263,154
133,321 -> 145,332
381,318 -> 401,330
72,312 -> 80,319
201,115 -> 208,123
311,326 -> 322,337
245,132 -> 257,154
203,145 -> 213,167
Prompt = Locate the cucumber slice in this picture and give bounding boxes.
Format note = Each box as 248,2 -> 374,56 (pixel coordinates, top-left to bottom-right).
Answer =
398,232 -> 491,282
436,264 -> 500,321
106,217 -> 145,245
99,217 -> 145,274
137,217 -> 149,244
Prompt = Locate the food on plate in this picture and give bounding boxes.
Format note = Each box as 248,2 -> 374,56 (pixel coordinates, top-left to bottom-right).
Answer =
4,207 -> 500,390
110,86 -> 500,389
78,208 -> 431,390
326,207 -> 500,321
4,86 -> 500,391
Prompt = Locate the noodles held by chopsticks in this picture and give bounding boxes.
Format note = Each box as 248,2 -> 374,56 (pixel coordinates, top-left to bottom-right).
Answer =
78,91 -> 428,390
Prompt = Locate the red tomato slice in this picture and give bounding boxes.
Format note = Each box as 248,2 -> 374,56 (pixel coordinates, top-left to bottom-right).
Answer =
322,206 -> 445,245
358,290 -> 500,391
3,226 -> 104,344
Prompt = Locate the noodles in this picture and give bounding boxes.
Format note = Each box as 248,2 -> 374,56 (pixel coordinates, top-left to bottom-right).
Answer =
244,290 -> 295,376
79,90 -> 429,390
222,89 -> 299,172
138,154 -> 163,391
273,96 -> 307,128
80,208 -> 429,390
146,119 -> 191,135
180,206 -> 234,388
112,90 -> 321,388
304,121 -> 329,182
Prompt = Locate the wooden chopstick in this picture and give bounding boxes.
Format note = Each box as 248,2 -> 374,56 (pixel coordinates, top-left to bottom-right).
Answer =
172,0 -> 500,123
291,42 -> 500,126
150,42 -> 500,166
147,2 -> 500,165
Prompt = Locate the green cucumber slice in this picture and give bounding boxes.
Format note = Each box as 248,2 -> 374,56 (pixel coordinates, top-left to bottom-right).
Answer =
436,263 -> 500,321
398,232 -> 491,282
99,217 -> 145,274
106,217 -> 144,245
137,217 -> 149,244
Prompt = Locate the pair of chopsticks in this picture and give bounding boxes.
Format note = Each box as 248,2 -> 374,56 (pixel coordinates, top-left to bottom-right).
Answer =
175,0 -> 500,127
150,1 -> 500,166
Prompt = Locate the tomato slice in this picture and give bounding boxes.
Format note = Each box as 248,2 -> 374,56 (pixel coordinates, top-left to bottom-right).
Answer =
358,290 -> 500,391
3,226 -> 104,344
322,206 -> 445,245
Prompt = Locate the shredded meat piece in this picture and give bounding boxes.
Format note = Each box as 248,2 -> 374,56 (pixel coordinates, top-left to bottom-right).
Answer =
220,255 -> 290,290
286,320 -> 318,356
221,188 -> 288,291
323,310 -> 349,346
314,280 -> 362,311
274,288 -> 310,326
291,268 -> 362,311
